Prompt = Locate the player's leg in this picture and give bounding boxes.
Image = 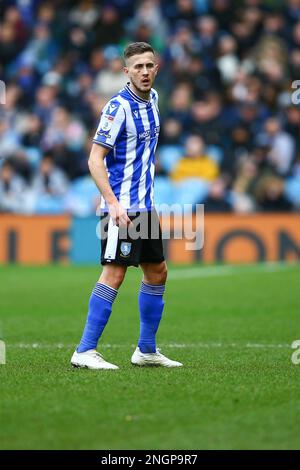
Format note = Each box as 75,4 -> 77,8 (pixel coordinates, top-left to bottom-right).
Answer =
72,208 -> 142,369
131,209 -> 182,367
77,264 -> 126,352
137,261 -> 167,353
98,263 -> 127,289
71,264 -> 127,370
131,261 -> 182,367
142,260 -> 168,285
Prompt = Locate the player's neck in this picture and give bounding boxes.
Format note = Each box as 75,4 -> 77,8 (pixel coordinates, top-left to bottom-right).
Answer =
128,83 -> 150,102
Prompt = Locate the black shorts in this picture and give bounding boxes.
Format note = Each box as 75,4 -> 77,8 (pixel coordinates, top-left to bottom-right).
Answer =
100,210 -> 165,267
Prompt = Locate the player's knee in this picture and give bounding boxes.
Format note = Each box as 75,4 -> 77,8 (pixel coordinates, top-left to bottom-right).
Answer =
158,264 -> 168,284
100,266 -> 126,289
112,271 -> 126,288
144,263 -> 167,285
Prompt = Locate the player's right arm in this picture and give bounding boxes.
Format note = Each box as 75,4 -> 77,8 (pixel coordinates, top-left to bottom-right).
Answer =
91,99 -> 131,227
88,143 -> 131,227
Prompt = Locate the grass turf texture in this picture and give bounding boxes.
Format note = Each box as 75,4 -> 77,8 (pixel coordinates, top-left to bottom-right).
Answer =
0,263 -> 300,450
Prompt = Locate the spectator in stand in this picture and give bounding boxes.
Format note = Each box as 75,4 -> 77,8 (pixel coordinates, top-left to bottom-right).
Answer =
203,178 -> 232,212
216,35 -> 240,85
255,176 -> 293,212
1,0 -> 300,215
93,5 -> 124,46
94,56 -> 126,97
195,15 -> 220,69
171,135 -> 219,182
0,160 -> 27,213
284,105 -> 300,156
0,120 -> 20,159
21,115 -> 43,150
190,93 -> 224,147
33,85 -> 58,125
69,0 -> 99,30
223,124 -> 252,175
257,117 -> 295,176
32,153 -> 69,197
0,21 -> 22,67
231,157 -> 258,213
166,83 -> 193,133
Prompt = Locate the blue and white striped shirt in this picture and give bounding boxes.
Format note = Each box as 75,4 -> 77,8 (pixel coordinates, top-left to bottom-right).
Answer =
93,84 -> 160,211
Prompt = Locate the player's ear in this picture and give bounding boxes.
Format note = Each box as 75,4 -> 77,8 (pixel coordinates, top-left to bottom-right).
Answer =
123,66 -> 129,76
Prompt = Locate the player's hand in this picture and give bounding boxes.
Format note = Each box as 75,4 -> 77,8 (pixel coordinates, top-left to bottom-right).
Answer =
108,202 -> 132,227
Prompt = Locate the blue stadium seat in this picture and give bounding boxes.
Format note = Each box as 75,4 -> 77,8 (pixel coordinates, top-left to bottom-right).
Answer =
172,178 -> 210,212
158,145 -> 183,173
64,176 -> 100,216
206,145 -> 224,164
154,176 -> 175,208
24,147 -> 42,169
35,195 -> 65,214
285,177 -> 300,207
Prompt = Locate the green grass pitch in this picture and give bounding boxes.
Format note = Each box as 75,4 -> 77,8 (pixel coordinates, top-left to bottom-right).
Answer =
1,263 -> 300,450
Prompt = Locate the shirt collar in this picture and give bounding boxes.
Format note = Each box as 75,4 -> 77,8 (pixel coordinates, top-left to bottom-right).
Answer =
125,83 -> 151,104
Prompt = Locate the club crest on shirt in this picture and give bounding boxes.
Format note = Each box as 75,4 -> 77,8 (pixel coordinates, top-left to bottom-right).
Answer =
120,242 -> 132,257
133,110 -> 140,119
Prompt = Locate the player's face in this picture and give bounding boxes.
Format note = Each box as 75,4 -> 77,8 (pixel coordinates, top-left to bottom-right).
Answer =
124,52 -> 158,96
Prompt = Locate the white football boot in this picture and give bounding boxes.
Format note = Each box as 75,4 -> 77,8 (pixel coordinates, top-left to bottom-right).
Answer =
71,349 -> 119,370
131,347 -> 183,368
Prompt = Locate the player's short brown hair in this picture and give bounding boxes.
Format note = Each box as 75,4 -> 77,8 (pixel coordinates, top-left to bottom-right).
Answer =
124,42 -> 155,62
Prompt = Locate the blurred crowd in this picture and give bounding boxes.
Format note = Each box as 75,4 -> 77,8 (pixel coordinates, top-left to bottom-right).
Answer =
1,0 -> 300,215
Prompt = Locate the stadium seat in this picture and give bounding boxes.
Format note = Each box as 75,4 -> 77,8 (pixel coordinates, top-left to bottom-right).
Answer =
35,195 -> 65,214
64,176 -> 100,217
206,145 -> 224,165
24,147 -> 42,169
285,177 -> 300,208
158,145 -> 183,173
172,178 -> 210,213
154,176 -> 174,209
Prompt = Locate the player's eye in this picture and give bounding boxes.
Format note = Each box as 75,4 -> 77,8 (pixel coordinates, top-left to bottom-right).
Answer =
134,63 -> 154,70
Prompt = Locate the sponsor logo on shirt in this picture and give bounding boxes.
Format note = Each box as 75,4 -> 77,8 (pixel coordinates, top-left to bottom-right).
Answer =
97,131 -> 111,138
139,125 -> 160,141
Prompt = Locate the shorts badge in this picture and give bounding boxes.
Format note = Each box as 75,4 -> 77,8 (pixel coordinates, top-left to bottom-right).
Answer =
120,242 -> 132,257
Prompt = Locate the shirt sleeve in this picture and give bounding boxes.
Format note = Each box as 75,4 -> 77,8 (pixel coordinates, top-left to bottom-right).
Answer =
93,99 -> 125,149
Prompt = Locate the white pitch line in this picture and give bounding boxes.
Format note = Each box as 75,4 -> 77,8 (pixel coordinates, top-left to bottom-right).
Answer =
168,262 -> 299,280
7,342 -> 292,350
